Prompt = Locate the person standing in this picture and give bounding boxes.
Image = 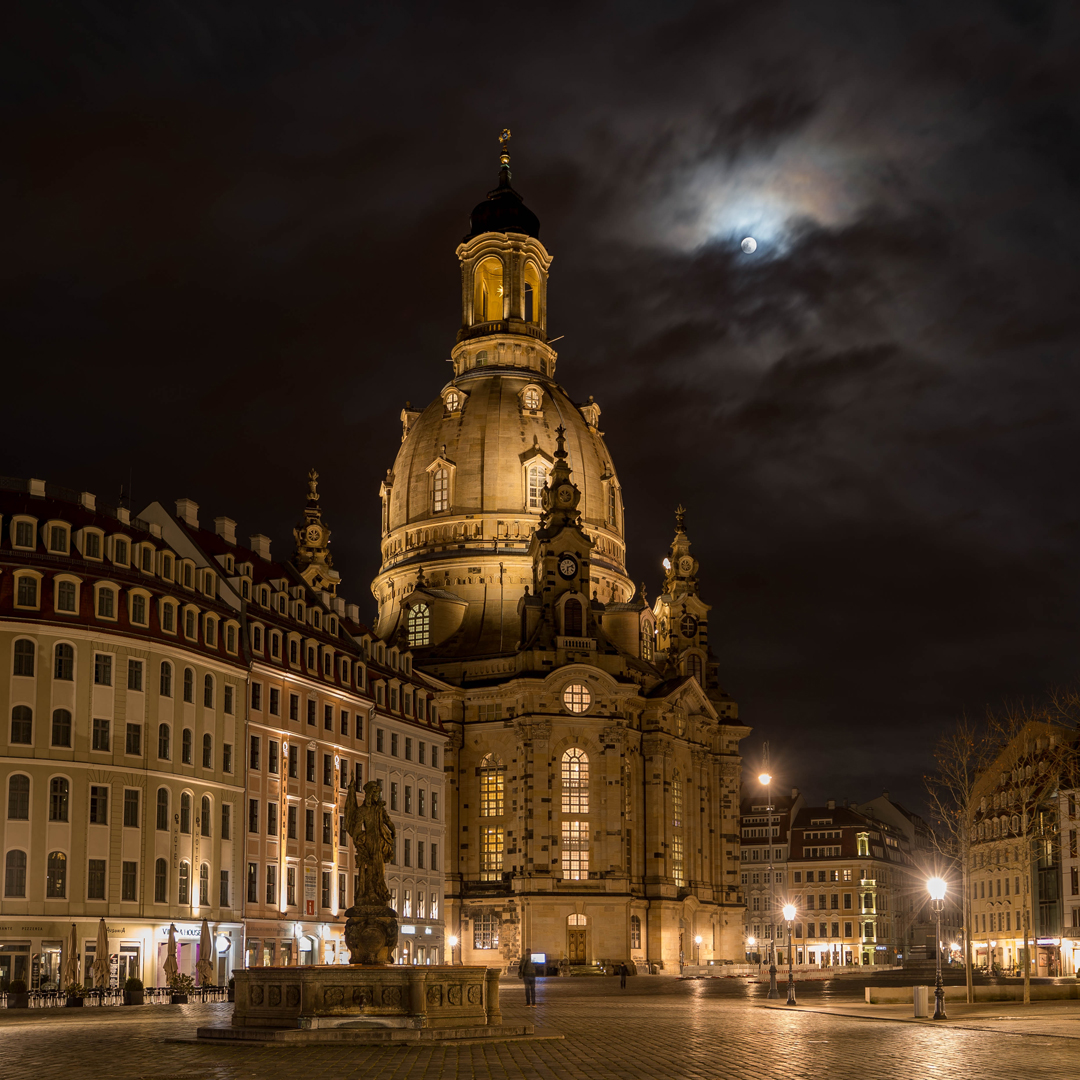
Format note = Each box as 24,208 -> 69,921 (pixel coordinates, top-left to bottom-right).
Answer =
619,962 -> 628,989
520,955 -> 537,1006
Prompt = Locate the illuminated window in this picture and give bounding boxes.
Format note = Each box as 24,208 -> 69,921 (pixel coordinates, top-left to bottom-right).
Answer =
641,622 -> 653,660
523,386 -> 541,410
563,683 -> 591,714
409,604 -> 431,646
474,912 -> 499,949
480,825 -> 504,881
480,754 -> 505,816
561,748 -> 589,813
562,821 -> 589,879
46,851 -> 66,898
672,771 -> 683,828
474,257 -> 503,322
432,468 -> 450,513
672,835 -> 685,886
445,390 -> 461,412
527,462 -> 550,509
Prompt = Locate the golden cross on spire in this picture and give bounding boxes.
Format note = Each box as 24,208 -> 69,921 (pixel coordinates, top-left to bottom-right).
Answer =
499,128 -> 511,167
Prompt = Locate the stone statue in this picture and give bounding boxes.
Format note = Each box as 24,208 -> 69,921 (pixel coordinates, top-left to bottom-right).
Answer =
342,777 -> 399,964
344,778 -> 396,904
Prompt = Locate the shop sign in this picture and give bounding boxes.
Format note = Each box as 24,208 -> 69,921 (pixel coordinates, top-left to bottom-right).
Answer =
20,926 -> 43,932
305,867 -> 317,917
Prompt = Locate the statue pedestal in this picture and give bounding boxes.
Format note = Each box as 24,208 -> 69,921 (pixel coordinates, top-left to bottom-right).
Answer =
344,903 -> 399,964
224,965 -> 504,1033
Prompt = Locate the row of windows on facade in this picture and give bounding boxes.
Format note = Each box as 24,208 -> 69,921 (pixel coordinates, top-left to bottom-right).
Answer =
8,708 -> 233,771
11,641 -> 234,705
749,892 -> 884,913
972,874 -> 1028,900
749,922 -> 880,942
248,748 -> 361,797
7,777 -> 229,837
244,581 -> 340,634
2,849 -> 231,906
247,625 -> 386,689
249,678 -> 430,727
9,573 -> 239,651
4,519 -> 216,595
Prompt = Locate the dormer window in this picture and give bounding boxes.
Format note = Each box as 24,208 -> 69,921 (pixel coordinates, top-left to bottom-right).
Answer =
241,579 -> 250,600
445,390 -> 461,412
13,518 -> 36,549
83,530 -> 103,560
161,552 -> 173,579
113,537 -> 129,566
329,617 -> 337,635
140,545 -> 153,572
47,523 -> 69,554
183,562 -> 194,588
522,387 -> 541,410
312,610 -> 321,629
260,587 -> 269,607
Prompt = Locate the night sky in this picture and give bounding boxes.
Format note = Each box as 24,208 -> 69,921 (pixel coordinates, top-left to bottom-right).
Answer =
4,2 -> 1079,815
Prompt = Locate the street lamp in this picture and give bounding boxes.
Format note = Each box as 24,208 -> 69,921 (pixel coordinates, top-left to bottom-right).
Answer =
447,934 -> 458,966
694,935 -> 702,968
928,877 -> 948,1020
783,903 -> 797,1006
759,769 -> 777,999
746,935 -> 756,964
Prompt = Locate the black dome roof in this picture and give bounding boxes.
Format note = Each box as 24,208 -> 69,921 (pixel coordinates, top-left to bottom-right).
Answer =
466,165 -> 540,240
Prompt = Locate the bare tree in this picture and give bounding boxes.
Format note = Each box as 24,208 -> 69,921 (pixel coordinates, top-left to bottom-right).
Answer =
925,714 -> 993,1005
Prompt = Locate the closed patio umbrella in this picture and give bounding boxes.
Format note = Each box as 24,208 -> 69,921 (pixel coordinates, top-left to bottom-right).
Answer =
92,917 -> 110,988
164,923 -> 179,985
63,923 -> 79,989
196,919 -> 215,986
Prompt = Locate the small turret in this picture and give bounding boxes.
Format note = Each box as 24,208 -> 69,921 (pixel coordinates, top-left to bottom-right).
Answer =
292,468 -> 342,595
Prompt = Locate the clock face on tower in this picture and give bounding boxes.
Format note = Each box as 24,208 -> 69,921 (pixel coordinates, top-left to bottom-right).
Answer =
306,525 -> 322,545
679,556 -> 694,575
558,554 -> 578,579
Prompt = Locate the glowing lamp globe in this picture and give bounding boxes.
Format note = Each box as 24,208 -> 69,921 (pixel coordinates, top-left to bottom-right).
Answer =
928,877 -> 947,901
747,936 -> 756,947
782,904 -> 796,922
695,935 -> 703,945
447,935 -> 458,948
758,772 -> 772,786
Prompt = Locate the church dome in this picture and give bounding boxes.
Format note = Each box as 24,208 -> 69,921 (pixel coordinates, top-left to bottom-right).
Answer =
374,368 -> 631,652
466,168 -> 540,241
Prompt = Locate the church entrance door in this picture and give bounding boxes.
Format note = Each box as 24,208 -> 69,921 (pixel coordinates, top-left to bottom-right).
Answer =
568,929 -> 586,963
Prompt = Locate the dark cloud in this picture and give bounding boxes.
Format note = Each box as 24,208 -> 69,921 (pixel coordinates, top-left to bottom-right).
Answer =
3,0 -> 1079,814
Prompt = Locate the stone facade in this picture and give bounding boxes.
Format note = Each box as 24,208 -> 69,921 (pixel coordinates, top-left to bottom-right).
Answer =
372,141 -> 750,972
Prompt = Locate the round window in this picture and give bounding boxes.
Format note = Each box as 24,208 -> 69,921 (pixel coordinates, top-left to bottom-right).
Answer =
563,683 -> 591,714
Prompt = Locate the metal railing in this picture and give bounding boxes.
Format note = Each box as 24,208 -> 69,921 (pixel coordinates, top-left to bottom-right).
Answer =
0,985 -> 230,1008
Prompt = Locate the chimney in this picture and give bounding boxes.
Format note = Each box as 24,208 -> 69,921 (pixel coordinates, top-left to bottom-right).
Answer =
149,523 -> 162,539
80,491 -> 96,511
249,534 -> 271,560
826,799 -> 836,810
175,498 -> 199,528
346,603 -> 360,622
882,790 -> 890,800
791,787 -> 798,799
214,516 -> 237,545
117,506 -> 131,525
29,478 -> 46,498
332,597 -> 346,615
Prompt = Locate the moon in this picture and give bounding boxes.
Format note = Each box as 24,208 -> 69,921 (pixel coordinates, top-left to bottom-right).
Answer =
740,236 -> 757,254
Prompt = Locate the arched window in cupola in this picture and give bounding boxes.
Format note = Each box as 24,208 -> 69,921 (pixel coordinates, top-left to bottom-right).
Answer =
474,257 -> 504,323
523,261 -> 541,323
409,603 -> 431,647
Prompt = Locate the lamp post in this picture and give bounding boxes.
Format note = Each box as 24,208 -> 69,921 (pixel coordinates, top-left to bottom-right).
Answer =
759,768 -> 777,999
694,935 -> 702,968
746,935 -> 756,964
928,877 -> 948,1020
447,934 -> 458,966
783,904 -> 797,1005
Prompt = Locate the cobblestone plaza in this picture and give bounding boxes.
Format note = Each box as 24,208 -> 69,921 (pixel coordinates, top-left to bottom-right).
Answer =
4,975 -> 1078,1080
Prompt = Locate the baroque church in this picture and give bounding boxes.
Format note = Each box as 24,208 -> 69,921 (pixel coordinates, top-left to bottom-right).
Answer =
373,135 -> 750,970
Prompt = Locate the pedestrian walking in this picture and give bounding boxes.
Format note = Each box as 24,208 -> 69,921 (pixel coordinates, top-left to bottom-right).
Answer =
619,962 -> 628,989
520,955 -> 537,1006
